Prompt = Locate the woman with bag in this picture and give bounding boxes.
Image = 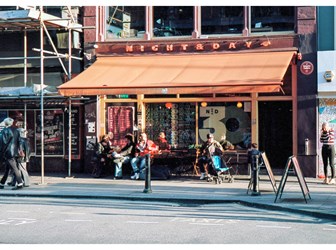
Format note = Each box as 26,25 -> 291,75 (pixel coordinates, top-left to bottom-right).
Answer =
320,122 -> 335,184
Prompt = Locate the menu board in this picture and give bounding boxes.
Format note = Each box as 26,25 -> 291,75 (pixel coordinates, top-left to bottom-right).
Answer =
35,109 -> 64,155
65,107 -> 81,159
107,106 -> 134,147
274,155 -> 311,203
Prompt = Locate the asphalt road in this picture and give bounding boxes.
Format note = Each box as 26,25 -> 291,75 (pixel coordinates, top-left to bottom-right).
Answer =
0,196 -> 335,244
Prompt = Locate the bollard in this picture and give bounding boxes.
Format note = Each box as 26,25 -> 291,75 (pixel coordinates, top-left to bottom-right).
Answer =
143,154 -> 152,193
251,154 -> 261,196
304,138 -> 309,155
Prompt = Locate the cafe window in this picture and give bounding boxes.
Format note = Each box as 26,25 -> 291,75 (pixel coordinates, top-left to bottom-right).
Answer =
201,6 -> 244,35
105,6 -> 146,39
251,6 -> 295,33
153,6 -> 194,37
145,103 -> 196,149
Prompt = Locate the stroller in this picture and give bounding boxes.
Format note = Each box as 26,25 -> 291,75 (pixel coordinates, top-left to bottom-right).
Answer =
206,147 -> 234,184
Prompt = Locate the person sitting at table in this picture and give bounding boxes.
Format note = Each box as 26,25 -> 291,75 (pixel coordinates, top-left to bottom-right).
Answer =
219,133 -> 234,150
111,133 -> 136,179
156,132 -> 171,151
93,134 -> 113,178
130,132 -> 158,180
198,133 -> 224,180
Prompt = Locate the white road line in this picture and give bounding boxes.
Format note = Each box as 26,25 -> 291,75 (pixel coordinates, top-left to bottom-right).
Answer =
256,225 -> 291,229
323,228 -> 336,231
190,223 -> 224,226
64,219 -> 92,222
126,221 -> 159,224
8,218 -> 36,220
6,211 -> 29,213
60,212 -> 86,215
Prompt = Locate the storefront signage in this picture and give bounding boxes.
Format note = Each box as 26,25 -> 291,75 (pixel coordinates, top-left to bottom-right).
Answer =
124,39 -> 271,54
300,61 -> 314,75
324,70 -> 334,82
36,110 -> 64,156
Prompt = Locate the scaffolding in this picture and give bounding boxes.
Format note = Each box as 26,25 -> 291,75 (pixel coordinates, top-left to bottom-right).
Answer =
0,6 -> 84,184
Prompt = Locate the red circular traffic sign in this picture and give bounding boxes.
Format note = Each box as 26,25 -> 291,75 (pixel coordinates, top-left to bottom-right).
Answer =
300,61 -> 314,75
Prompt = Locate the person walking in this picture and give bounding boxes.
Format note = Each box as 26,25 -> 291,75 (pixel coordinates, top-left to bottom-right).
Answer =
320,122 -> 335,184
0,117 -> 25,190
7,128 -> 31,187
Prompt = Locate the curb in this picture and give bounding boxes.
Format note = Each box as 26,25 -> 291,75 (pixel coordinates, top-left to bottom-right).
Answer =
1,192 -> 336,221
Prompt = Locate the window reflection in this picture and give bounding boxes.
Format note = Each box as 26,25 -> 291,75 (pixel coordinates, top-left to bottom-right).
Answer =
153,6 -> 194,37
106,6 -> 145,39
251,6 -> 294,32
201,6 -> 244,35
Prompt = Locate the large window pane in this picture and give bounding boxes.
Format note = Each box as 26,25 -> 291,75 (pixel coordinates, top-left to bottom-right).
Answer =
251,6 -> 295,33
153,6 -> 193,37
106,6 -> 145,39
201,6 -> 244,35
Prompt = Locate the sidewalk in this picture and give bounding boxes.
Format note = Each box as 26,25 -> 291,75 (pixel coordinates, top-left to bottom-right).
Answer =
1,173 -> 336,220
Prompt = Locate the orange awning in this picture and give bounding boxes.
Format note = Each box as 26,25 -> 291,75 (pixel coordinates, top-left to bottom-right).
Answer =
58,51 -> 295,96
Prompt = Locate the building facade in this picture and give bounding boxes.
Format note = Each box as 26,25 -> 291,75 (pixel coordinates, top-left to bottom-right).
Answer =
0,6 -> 87,173
59,6 -> 318,177
317,6 -> 336,178
0,6 -> 319,177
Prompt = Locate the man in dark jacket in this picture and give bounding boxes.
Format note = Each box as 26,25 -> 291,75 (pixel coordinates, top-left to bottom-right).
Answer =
0,117 -> 24,190
7,128 -> 31,187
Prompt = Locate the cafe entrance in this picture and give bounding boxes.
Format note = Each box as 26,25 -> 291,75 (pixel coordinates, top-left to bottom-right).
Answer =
59,51 -> 298,175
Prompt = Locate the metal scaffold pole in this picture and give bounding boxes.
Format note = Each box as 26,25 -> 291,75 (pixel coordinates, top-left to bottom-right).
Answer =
40,7 -> 45,185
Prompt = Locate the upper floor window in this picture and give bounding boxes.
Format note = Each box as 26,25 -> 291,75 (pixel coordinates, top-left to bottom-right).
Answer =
153,6 -> 194,37
104,6 -> 295,40
106,6 -> 145,39
251,6 -> 295,33
201,6 -> 244,35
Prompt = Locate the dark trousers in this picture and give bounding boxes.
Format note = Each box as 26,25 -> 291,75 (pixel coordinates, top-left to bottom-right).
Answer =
198,156 -> 211,173
322,145 -> 335,179
0,158 -> 23,186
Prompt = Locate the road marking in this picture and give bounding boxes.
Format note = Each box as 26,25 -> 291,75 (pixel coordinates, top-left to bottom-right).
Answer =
6,210 -> 29,213
256,225 -> 291,229
0,218 -> 36,226
64,219 -> 92,222
60,212 -> 86,215
126,221 -> 159,224
190,223 -> 224,226
171,218 -> 240,224
323,228 -> 336,231
8,217 -> 36,220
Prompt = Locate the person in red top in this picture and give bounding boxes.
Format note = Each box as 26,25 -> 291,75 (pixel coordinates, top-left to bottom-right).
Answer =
156,132 -> 171,151
130,132 -> 158,180
320,122 -> 335,184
